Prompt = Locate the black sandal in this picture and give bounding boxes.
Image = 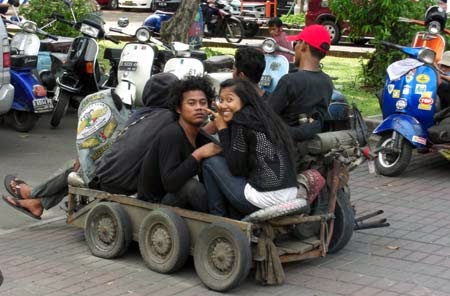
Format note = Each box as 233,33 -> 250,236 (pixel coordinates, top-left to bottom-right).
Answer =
4,175 -> 26,200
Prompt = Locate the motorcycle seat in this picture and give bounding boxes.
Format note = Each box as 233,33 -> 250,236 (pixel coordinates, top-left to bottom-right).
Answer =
103,48 -> 122,63
11,55 -> 38,69
203,55 -> 234,73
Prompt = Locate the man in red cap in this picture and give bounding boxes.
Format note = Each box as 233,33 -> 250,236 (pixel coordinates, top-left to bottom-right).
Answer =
268,24 -> 334,147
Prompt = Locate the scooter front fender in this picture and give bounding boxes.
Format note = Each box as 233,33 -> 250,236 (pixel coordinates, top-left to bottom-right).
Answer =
10,70 -> 40,112
373,113 -> 428,147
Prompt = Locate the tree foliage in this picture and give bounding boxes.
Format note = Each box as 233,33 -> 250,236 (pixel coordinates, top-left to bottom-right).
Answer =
18,0 -> 96,37
160,0 -> 200,44
330,0 -> 436,88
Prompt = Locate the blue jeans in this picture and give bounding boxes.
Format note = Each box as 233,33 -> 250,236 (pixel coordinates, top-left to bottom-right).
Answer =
203,156 -> 259,217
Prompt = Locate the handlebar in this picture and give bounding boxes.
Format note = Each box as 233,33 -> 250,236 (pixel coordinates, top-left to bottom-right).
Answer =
380,41 -> 403,50
51,13 -> 75,26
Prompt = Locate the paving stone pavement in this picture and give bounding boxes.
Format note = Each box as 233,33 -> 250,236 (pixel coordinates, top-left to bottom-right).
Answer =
0,152 -> 449,295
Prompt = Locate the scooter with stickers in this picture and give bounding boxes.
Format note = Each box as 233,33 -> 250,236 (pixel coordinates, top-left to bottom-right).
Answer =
2,0 -> 59,132
372,5 -> 450,177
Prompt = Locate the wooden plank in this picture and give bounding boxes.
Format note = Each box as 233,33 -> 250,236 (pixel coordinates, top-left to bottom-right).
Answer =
276,237 -> 321,255
268,213 -> 335,226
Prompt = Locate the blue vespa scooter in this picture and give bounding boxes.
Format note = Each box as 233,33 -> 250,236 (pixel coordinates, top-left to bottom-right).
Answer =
3,3 -> 56,132
373,6 -> 450,176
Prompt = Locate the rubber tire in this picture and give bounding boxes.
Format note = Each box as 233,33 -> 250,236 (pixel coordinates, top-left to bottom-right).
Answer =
320,20 -> 340,45
107,0 -> 118,9
224,18 -> 244,43
50,88 -> 70,128
328,187 -> 354,254
138,208 -> 190,274
243,21 -> 259,37
84,202 -> 132,259
194,222 -> 251,292
6,110 -> 39,132
375,133 -> 413,177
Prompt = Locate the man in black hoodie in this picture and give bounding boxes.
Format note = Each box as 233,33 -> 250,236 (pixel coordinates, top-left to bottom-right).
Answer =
2,73 -> 178,219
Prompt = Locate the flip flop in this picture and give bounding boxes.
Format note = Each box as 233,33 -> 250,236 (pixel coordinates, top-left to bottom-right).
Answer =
4,175 -> 26,200
2,195 -> 41,220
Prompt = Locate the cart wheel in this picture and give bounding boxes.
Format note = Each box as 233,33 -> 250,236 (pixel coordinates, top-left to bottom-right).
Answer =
194,222 -> 251,292
138,208 -> 190,274
328,188 -> 354,254
84,202 -> 132,259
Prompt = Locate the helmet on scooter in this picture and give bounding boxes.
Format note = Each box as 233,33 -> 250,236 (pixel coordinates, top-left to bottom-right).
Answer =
425,5 -> 447,33
143,14 -> 162,33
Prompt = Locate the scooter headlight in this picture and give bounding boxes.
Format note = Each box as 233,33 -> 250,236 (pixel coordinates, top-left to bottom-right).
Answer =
418,47 -> 436,64
262,38 -> 277,54
136,27 -> 151,42
22,21 -> 37,33
396,99 -> 407,110
80,23 -> 100,38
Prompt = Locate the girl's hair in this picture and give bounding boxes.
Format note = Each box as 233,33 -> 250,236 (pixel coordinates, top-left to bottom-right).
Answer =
219,79 -> 297,165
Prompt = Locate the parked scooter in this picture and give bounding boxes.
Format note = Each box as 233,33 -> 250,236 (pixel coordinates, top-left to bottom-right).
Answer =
201,0 -> 244,43
50,0 -> 119,128
372,5 -> 450,176
3,1 -> 58,132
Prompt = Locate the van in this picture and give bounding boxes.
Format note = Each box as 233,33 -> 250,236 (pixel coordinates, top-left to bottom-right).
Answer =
0,18 -> 14,115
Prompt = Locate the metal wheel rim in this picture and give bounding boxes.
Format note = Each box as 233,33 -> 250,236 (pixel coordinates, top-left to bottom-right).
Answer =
378,137 -> 401,168
90,213 -> 118,251
146,222 -> 173,263
206,237 -> 237,278
323,24 -> 337,41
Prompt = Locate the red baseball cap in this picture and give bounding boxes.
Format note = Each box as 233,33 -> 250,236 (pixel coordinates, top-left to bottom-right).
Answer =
287,24 -> 331,53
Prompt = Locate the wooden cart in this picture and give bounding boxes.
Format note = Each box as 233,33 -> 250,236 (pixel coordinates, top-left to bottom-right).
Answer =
66,153 -> 355,292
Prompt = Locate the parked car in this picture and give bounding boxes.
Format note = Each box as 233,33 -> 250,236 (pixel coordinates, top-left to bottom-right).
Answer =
0,16 -> 14,115
119,0 -> 152,10
96,0 -> 118,9
229,0 -> 294,17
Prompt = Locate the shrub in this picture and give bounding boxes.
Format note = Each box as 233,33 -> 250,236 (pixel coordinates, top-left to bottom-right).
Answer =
18,0 -> 96,37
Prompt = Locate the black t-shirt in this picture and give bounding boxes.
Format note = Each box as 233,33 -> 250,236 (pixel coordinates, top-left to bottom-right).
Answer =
137,121 -> 210,202
268,70 -> 333,127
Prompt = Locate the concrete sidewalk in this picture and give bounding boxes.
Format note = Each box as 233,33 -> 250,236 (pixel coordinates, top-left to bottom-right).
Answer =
0,151 -> 450,295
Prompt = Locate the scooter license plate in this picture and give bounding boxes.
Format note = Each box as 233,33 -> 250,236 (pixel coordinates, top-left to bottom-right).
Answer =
259,75 -> 272,86
119,61 -> 138,71
33,98 -> 54,113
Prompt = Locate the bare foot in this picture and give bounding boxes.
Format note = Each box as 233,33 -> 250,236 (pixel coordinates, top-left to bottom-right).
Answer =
6,196 -> 43,218
9,179 -> 32,199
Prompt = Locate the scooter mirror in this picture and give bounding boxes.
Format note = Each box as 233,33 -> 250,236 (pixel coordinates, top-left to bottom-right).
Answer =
63,0 -> 73,8
7,0 -> 20,7
118,17 -> 129,28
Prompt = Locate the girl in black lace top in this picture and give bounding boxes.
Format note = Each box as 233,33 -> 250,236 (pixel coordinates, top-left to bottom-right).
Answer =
203,79 -> 298,217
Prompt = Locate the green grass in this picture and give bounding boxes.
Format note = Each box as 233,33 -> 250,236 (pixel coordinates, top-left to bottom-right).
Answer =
321,56 -> 380,116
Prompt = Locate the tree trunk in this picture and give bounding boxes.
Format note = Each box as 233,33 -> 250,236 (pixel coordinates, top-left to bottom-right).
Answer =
160,0 -> 201,44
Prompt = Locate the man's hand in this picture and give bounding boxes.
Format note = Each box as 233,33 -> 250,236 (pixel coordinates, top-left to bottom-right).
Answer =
192,143 -> 222,161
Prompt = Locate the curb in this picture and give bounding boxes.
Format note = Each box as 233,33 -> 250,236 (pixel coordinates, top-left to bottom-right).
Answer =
0,215 -> 65,236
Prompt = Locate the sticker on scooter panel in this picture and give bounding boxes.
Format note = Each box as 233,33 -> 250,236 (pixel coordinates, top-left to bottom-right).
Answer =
77,102 -> 112,140
32,98 -> 53,113
259,75 -> 272,87
412,135 -> 427,145
392,90 -> 400,98
415,84 -> 427,94
402,85 -> 410,95
387,84 -> 394,94
119,61 -> 138,71
416,74 -> 430,84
